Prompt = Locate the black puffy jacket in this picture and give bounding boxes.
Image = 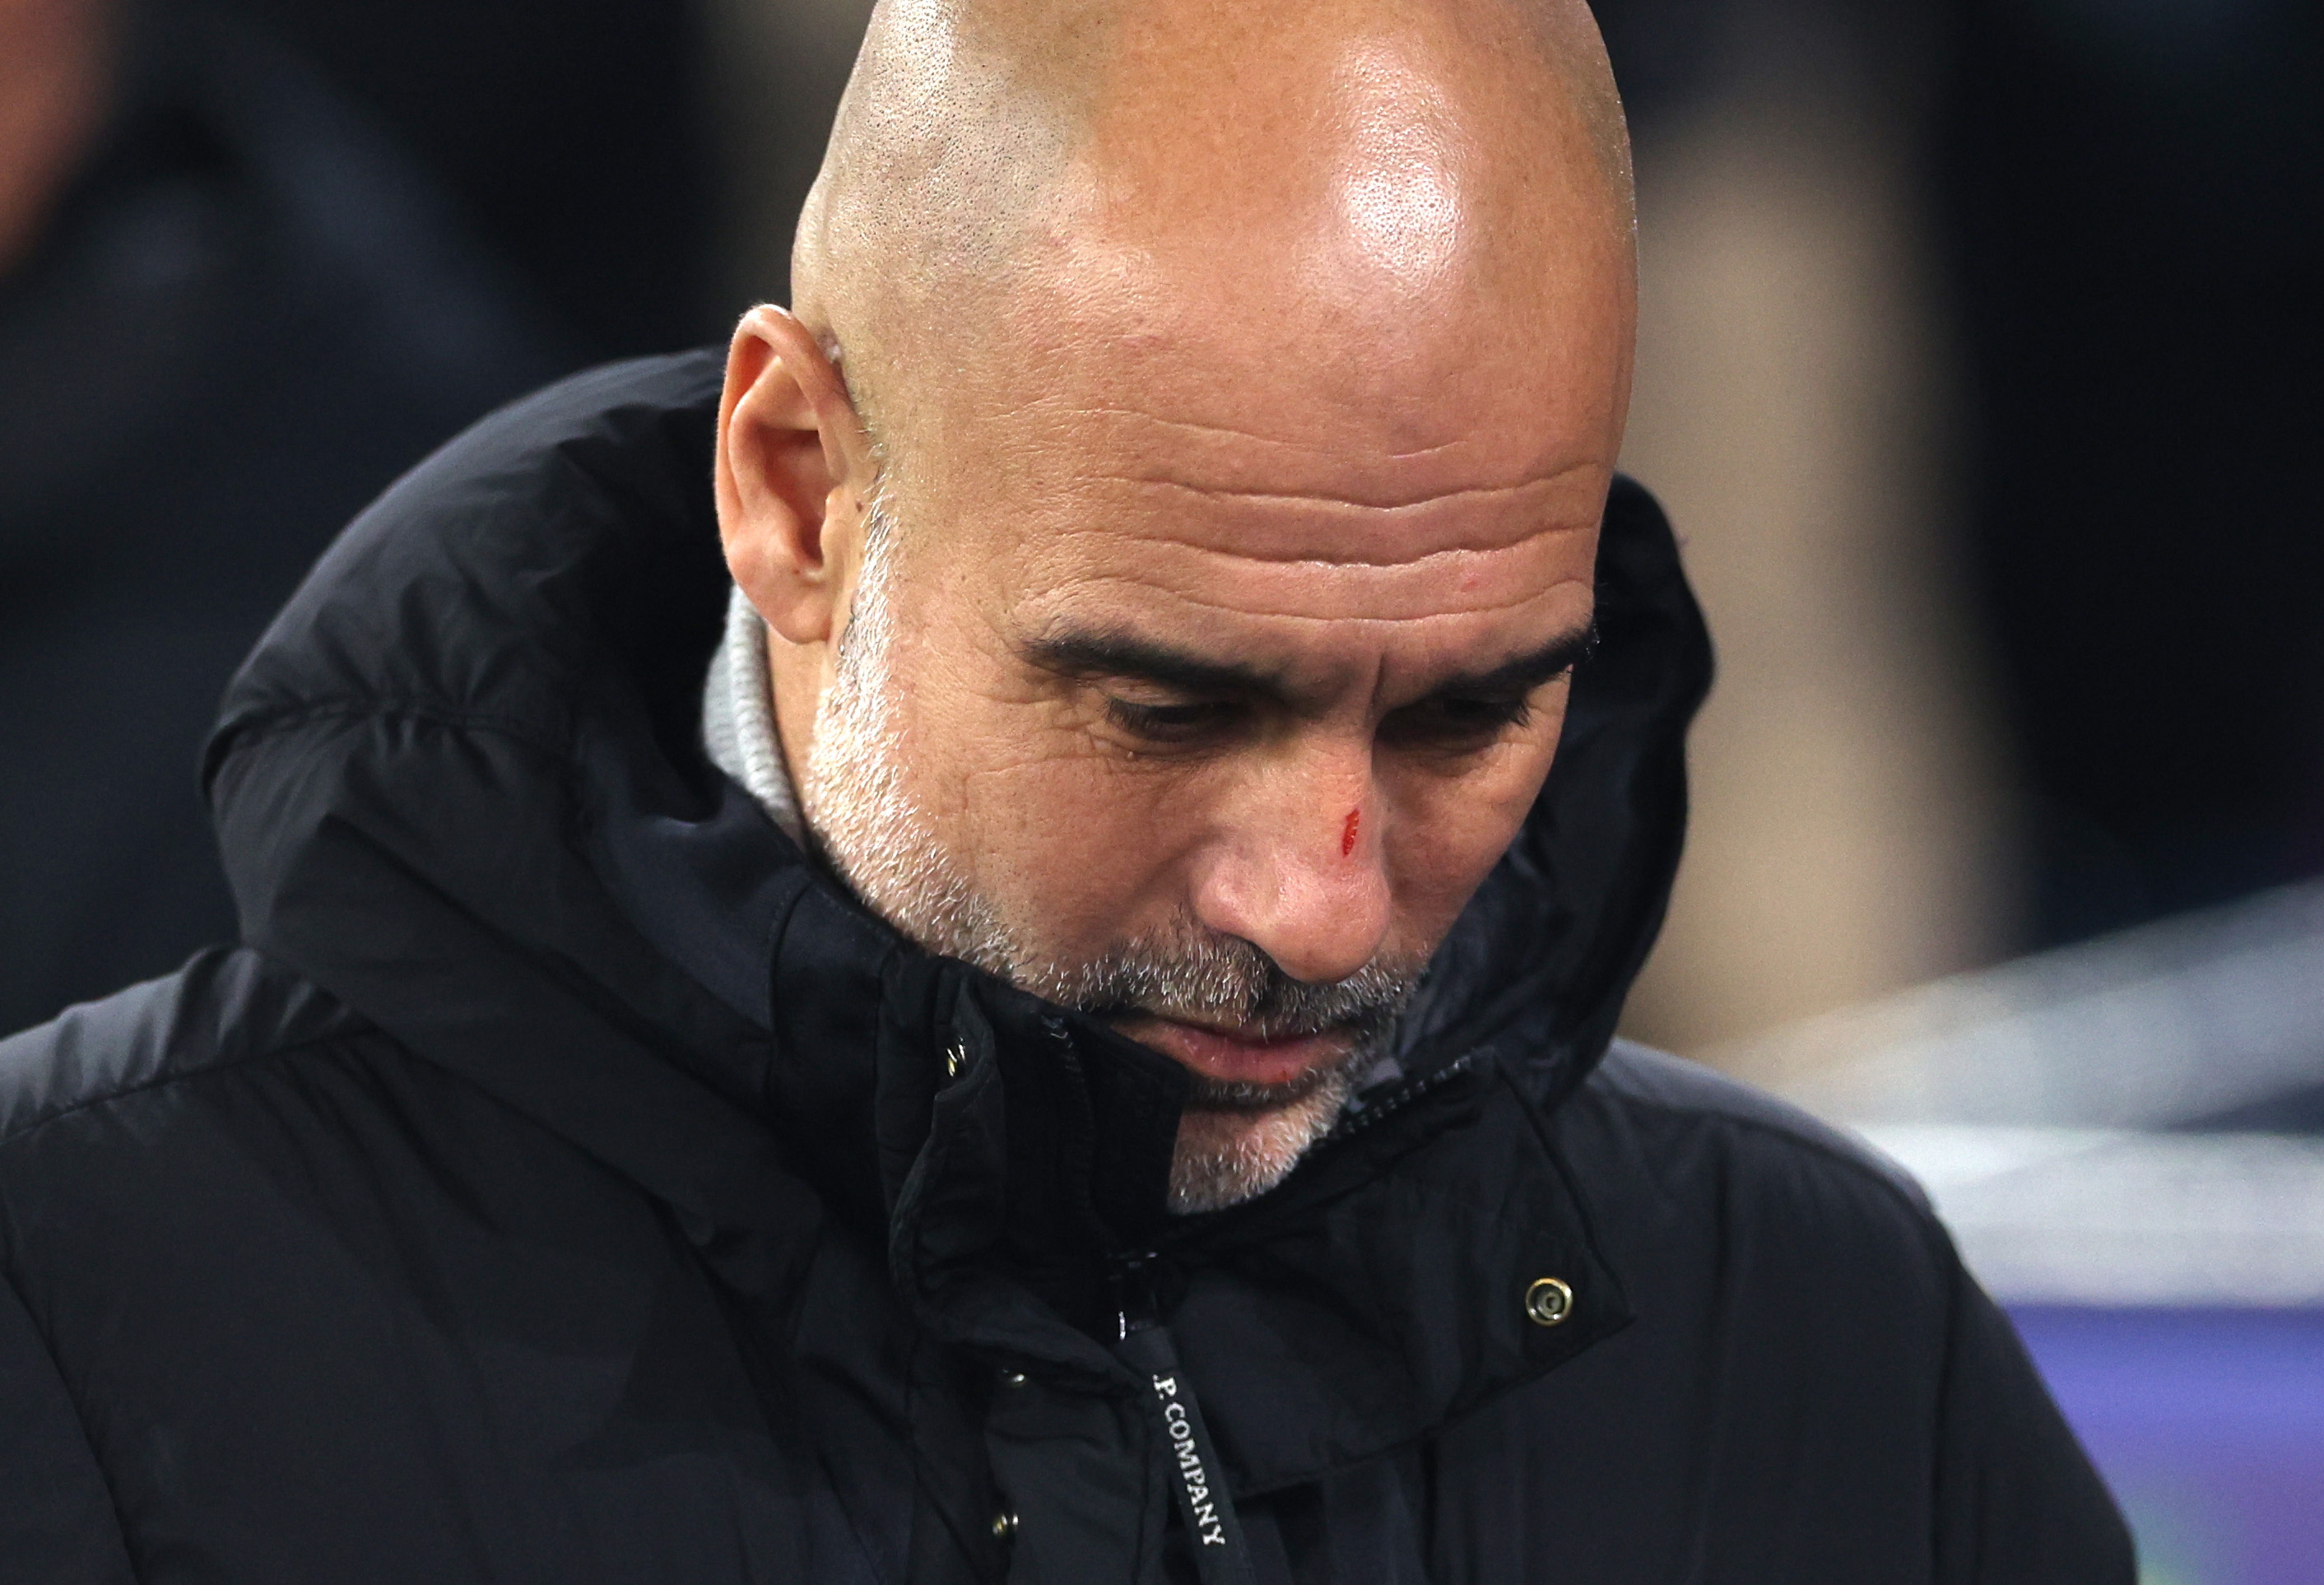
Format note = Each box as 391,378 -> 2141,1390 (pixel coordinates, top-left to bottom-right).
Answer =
0,352 -> 2133,1583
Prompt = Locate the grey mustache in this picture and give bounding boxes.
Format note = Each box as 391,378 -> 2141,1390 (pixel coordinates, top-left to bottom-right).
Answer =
1039,926 -> 1423,1039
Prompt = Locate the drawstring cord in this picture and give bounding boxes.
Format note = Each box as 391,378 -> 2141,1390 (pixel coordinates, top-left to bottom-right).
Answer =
1113,1285 -> 1257,1585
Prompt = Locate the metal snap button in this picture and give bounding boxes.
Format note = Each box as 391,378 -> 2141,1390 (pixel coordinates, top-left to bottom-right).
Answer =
1000,1369 -> 1028,1387
944,1042 -> 967,1079
991,1510 -> 1020,1540
1524,1276 -> 1574,1327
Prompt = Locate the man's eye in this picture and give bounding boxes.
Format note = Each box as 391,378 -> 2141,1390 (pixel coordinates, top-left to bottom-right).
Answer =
1382,693 -> 1534,747
1104,695 -> 1237,741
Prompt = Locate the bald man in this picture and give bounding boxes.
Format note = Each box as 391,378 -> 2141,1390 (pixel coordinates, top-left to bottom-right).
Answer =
0,2 -> 2130,1581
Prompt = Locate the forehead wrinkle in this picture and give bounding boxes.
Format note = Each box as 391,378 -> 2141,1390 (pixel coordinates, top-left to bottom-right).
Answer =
1030,508 -> 1597,574
1022,569 -> 1592,627
1109,533 -> 1587,575
995,383 -> 1607,487
1047,402 -> 1475,463
1122,476 -> 1595,523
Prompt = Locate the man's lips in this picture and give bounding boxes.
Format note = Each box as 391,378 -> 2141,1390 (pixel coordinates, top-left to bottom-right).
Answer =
1113,1016 -> 1349,1092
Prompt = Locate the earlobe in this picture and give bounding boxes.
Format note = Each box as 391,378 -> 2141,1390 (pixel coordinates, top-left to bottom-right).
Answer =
713,304 -> 872,646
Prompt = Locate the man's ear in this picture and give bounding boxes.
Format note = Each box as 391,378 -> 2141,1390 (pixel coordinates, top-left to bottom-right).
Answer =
714,304 -> 878,644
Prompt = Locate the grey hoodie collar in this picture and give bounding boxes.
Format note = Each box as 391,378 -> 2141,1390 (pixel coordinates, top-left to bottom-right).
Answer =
702,584 -> 807,848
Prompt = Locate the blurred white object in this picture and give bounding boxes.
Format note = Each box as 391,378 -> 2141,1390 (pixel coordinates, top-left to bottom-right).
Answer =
1862,1126 -> 2324,1308
1726,879 -> 2324,1128
1719,880 -> 2324,1304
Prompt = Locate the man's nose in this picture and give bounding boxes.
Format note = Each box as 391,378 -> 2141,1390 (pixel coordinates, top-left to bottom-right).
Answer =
1188,746 -> 1393,987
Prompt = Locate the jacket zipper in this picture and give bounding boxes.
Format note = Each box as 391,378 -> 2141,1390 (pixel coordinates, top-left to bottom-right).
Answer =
1325,1047 -> 1482,1144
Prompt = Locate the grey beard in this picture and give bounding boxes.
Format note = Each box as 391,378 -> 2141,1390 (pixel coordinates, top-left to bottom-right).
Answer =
797,504 -> 1422,1211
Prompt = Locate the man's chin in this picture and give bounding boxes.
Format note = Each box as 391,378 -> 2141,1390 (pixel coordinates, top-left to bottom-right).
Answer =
1165,1069 -> 1354,1214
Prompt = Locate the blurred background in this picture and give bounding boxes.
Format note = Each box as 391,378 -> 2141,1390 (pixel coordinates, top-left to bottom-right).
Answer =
1,0 -> 2317,1574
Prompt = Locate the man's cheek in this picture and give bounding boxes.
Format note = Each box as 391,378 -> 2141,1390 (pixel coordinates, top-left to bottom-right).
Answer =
898,679 -> 1101,821
963,751 -> 1194,853
950,713 -> 1158,818
1387,774 -> 1543,929
960,754 -> 1206,912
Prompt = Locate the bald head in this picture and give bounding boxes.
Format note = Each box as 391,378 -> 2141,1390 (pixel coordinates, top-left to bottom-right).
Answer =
792,0 -> 1636,466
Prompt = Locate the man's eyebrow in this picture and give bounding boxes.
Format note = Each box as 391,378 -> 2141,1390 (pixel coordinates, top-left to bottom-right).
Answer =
1023,631 -> 1287,700
1020,621 -> 1600,701
1442,621 -> 1600,695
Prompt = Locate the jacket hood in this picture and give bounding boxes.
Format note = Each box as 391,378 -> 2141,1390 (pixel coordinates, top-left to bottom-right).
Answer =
205,351 -> 1711,1477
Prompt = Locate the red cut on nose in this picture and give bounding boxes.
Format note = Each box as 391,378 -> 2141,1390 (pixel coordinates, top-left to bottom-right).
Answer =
1341,807 -> 1360,858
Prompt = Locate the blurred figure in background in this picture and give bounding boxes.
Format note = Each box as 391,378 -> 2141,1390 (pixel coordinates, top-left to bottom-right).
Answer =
1597,0 -> 2324,1049
0,0 -> 563,1032
0,0 -> 894,1037
1601,0 -> 2009,1050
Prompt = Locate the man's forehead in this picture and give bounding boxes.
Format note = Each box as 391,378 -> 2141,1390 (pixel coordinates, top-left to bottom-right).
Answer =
974,417 -> 1606,642
895,278 -> 1616,610
907,239 -> 1621,509
1002,391 -> 1605,518
969,160 -> 1633,457
908,332 -> 1618,581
